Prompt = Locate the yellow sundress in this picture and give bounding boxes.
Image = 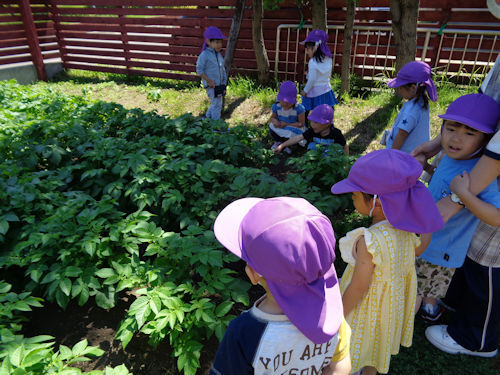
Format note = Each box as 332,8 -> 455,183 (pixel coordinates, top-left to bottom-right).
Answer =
339,220 -> 419,374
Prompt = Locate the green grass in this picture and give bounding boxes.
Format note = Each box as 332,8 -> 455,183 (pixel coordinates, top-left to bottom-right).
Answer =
24,71 -> 499,374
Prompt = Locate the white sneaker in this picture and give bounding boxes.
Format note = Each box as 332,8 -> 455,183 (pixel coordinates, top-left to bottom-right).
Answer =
425,325 -> 498,358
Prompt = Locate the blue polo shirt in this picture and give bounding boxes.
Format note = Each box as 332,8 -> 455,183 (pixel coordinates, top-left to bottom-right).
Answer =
421,155 -> 500,268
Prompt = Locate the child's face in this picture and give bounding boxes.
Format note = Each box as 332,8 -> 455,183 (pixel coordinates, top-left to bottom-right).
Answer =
207,39 -> 223,51
279,100 -> 294,110
304,42 -> 315,58
398,84 -> 417,100
441,120 -> 487,160
310,120 -> 330,133
352,191 -> 372,216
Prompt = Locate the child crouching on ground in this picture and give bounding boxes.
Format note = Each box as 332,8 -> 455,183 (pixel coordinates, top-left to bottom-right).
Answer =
269,81 -> 306,154
196,26 -> 227,120
274,104 -> 348,154
210,197 -> 351,375
269,81 -> 307,154
416,93 -> 500,322
331,149 -> 444,374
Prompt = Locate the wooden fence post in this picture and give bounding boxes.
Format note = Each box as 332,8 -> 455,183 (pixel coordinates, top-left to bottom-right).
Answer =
19,0 -> 47,81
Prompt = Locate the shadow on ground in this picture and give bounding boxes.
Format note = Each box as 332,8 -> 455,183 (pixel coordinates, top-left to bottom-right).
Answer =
345,95 -> 401,154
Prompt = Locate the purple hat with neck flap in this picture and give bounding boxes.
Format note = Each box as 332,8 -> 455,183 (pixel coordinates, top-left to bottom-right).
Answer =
438,93 -> 500,134
277,81 -> 298,104
202,26 -> 226,51
308,104 -> 333,125
300,29 -> 332,58
331,149 -> 444,234
214,197 -> 343,344
387,61 -> 438,102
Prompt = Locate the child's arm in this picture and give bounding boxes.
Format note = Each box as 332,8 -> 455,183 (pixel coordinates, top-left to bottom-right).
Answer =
322,355 -> 351,375
200,73 -> 215,88
390,129 -> 409,150
274,134 -> 305,153
450,171 -> 500,226
288,111 -> 305,128
415,233 -> 432,256
342,236 -> 374,317
437,154 -> 500,223
343,144 -> 349,155
270,112 -> 281,127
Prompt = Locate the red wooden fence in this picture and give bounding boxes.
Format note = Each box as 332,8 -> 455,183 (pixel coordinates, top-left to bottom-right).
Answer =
1,0 -> 499,83
0,1 -> 59,68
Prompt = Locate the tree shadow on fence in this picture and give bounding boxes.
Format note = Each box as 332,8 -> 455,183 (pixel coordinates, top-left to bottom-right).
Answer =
345,95 -> 401,154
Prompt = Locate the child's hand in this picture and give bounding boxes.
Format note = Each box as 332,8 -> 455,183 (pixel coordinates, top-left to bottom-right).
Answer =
450,171 -> 471,196
274,144 -> 283,153
279,121 -> 288,128
208,79 -> 216,88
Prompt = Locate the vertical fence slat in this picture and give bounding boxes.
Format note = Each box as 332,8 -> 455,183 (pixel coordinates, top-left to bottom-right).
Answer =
19,0 -> 47,80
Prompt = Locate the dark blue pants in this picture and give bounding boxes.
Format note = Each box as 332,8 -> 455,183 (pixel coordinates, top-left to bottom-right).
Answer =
445,256 -> 500,352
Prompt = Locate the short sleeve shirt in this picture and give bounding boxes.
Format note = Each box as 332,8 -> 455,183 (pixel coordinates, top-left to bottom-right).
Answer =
386,98 -> 430,154
272,102 -> 305,124
209,296 -> 346,375
303,125 -> 346,146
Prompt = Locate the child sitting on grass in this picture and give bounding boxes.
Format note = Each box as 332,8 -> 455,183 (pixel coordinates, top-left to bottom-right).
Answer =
331,149 -> 443,375
416,93 -> 500,322
274,104 -> 348,154
269,81 -> 306,154
210,197 -> 351,375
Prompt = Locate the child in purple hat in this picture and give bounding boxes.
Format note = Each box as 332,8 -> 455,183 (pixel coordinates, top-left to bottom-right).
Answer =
331,149 -> 443,375
211,197 -> 352,375
196,26 -> 227,120
383,61 -> 437,154
300,29 -> 339,114
269,81 -> 307,154
415,93 -> 500,324
274,104 -> 348,154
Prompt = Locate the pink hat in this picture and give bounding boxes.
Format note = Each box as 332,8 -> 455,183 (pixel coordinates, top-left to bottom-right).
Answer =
438,93 -> 500,134
276,81 -> 297,104
387,61 -> 438,101
300,29 -> 332,58
331,149 -> 444,234
214,197 -> 343,344
308,104 -> 333,124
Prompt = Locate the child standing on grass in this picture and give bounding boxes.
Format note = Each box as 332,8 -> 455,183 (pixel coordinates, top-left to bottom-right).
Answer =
269,81 -> 306,154
415,94 -> 500,323
273,104 -> 348,154
300,29 -> 339,115
331,149 -> 444,375
196,26 -> 227,120
211,197 -> 352,375
384,61 -> 437,153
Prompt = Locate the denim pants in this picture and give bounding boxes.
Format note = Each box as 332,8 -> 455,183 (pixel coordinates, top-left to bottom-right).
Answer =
205,87 -> 223,120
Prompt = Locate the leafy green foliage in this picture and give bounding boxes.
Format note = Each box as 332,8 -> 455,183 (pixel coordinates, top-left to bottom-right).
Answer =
0,80 -> 354,374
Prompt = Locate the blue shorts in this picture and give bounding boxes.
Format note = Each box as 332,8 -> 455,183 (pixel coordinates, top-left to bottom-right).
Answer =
301,90 -> 339,111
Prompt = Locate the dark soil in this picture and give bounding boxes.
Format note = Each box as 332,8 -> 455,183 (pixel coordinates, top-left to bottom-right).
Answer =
21,277 -> 263,374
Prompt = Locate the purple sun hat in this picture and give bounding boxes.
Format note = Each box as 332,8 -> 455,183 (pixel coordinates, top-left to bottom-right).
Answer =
308,104 -> 333,124
300,29 -> 332,58
387,61 -> 438,101
214,197 -> 343,344
438,93 -> 500,134
202,26 -> 226,51
277,81 -> 298,104
331,149 -> 444,234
